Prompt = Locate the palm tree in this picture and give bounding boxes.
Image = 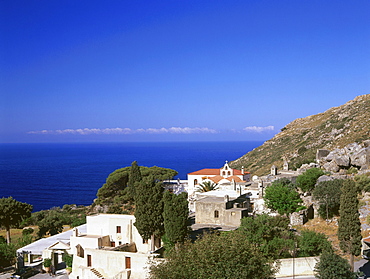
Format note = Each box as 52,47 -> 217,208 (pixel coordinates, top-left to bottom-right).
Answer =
196,181 -> 218,192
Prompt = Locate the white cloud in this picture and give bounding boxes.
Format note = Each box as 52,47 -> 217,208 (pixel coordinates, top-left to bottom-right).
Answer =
27,127 -> 218,135
243,126 -> 275,133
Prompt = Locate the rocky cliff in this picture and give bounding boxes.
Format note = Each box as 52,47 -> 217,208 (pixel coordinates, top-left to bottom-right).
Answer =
230,94 -> 370,176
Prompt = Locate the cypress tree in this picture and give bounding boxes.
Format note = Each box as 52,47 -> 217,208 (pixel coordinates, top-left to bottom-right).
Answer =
163,191 -> 189,246
134,175 -> 164,251
128,161 -> 142,200
338,179 -> 362,271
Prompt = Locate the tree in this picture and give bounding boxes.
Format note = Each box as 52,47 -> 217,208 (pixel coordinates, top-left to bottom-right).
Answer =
162,191 -> 189,247
338,179 -> 362,271
239,214 -> 295,259
312,179 -> 344,219
128,161 -> 142,200
0,242 -> 17,267
0,197 -> 33,244
96,166 -> 131,205
150,231 -> 277,279
36,210 -> 66,238
297,230 -> 332,257
296,167 -> 325,192
95,165 -> 177,206
314,250 -> 357,279
271,177 -> 295,188
196,181 -> 218,192
134,176 -> 164,251
264,181 -> 303,216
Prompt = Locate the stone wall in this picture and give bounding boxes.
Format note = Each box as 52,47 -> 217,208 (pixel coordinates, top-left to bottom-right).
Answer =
275,257 -> 319,278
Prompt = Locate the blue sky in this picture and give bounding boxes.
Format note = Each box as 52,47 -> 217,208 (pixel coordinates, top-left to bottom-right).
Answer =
1,0 -> 369,143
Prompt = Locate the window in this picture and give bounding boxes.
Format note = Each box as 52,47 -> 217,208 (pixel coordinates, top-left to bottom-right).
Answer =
116,226 -> 121,233
87,255 -> 92,267
222,171 -> 225,176
76,244 -> 84,258
111,241 -> 116,247
194,179 -> 198,185
125,257 -> 131,269
214,210 -> 219,218
227,171 -> 230,175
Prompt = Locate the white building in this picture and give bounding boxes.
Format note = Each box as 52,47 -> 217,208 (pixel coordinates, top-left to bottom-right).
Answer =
187,161 -> 250,196
69,214 -> 159,279
16,224 -> 87,270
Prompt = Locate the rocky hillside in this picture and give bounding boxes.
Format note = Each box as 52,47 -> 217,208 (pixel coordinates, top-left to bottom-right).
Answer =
230,94 -> 370,176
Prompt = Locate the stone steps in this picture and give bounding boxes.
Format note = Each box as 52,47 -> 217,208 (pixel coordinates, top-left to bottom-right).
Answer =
91,268 -> 104,278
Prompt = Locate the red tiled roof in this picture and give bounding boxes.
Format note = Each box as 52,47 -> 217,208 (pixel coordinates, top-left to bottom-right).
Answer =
188,168 -> 220,175
208,175 -> 245,183
209,175 -> 224,183
364,236 -> 370,243
233,169 -> 242,175
188,168 -> 249,175
227,175 -> 244,182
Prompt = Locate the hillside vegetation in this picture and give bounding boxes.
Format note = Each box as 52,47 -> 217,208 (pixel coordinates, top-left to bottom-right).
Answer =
231,94 -> 370,176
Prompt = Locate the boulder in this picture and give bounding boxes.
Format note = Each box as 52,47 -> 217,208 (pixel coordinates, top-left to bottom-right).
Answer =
350,148 -> 367,167
331,148 -> 350,167
325,149 -> 341,162
316,175 -> 334,184
318,141 -> 370,172
323,160 -> 340,172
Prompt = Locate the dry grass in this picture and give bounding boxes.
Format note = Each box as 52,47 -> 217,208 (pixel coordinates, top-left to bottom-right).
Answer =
295,218 -> 341,251
295,194 -> 370,262
0,226 -> 38,247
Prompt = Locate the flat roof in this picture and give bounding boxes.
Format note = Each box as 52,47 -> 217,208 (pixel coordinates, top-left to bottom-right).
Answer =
17,224 -> 87,255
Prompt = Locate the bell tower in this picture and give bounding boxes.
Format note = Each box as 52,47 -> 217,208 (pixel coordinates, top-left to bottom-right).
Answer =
220,161 -> 233,178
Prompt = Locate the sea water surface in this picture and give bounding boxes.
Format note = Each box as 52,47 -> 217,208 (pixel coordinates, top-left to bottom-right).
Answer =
0,141 -> 262,212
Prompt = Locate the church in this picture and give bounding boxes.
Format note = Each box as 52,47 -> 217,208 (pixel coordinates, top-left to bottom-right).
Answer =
186,161 -> 250,195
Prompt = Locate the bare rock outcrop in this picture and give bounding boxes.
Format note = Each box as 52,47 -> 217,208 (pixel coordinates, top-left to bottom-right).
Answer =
317,141 -> 370,172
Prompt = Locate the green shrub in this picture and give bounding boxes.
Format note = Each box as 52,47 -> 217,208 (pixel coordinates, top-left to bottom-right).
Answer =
346,167 -> 358,175
63,254 -> 73,267
296,168 -> 325,192
0,243 -> 17,267
22,228 -> 34,236
43,258 -> 52,267
298,230 -> 332,257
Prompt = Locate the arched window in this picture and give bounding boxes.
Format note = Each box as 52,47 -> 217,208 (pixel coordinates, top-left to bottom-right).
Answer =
222,171 -> 225,176
194,179 -> 198,185
214,210 -> 219,218
227,171 -> 230,175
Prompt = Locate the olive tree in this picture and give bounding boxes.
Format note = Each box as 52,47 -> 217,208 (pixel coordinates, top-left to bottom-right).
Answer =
0,197 -> 33,243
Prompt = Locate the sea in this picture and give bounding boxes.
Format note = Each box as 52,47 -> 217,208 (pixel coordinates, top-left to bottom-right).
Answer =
0,141 -> 262,212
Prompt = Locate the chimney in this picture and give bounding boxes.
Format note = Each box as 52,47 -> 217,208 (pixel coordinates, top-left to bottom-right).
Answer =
241,166 -> 244,175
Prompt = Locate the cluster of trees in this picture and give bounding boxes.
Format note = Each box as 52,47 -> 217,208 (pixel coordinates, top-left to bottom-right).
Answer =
26,204 -> 87,239
95,162 -> 178,214
0,197 -> 87,259
263,169 -> 326,217
0,197 -> 34,267
264,168 -> 367,275
127,162 -> 188,251
150,214 -> 335,278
